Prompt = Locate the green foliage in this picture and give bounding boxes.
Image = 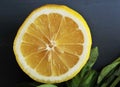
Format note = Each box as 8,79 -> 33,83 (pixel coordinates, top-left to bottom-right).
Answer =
97,58 -> 120,84
97,58 -> 120,87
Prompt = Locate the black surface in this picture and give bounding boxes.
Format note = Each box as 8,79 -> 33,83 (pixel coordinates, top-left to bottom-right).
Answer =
0,0 -> 120,87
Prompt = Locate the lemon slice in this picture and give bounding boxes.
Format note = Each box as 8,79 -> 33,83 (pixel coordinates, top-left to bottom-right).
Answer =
13,4 -> 92,83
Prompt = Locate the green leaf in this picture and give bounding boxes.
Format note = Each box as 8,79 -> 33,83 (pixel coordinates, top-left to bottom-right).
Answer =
100,73 -> 115,87
66,75 -> 81,87
97,57 -> 120,84
110,75 -> 120,87
80,46 -> 99,78
86,47 -> 99,68
37,84 -> 57,87
98,66 -> 120,87
110,66 -> 120,87
78,70 -> 98,87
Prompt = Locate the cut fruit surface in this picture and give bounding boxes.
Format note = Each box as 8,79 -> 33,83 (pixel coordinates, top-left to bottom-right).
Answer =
13,4 -> 92,83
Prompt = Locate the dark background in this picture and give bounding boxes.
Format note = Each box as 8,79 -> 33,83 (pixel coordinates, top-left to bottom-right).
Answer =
0,0 -> 120,87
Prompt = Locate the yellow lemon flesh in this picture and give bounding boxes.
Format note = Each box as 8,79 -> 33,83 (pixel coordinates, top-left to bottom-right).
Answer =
13,4 -> 92,83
